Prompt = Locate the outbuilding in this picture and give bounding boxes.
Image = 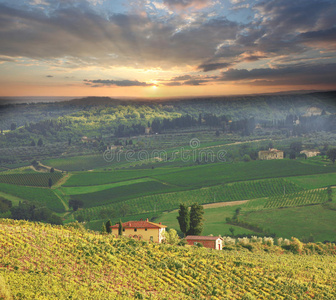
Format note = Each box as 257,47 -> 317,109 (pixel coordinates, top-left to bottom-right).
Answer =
186,235 -> 223,250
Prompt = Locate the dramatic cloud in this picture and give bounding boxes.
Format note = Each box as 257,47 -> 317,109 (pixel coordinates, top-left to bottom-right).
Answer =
220,63 -> 336,85
198,62 -> 232,72
0,0 -> 335,94
84,79 -> 154,87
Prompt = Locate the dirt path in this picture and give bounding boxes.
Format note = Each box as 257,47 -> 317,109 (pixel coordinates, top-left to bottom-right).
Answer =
202,200 -> 249,209
53,173 -> 72,188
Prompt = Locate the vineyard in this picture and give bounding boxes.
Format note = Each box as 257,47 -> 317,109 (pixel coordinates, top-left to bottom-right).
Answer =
264,189 -> 328,209
74,178 -> 304,221
0,219 -> 335,299
0,172 -> 63,187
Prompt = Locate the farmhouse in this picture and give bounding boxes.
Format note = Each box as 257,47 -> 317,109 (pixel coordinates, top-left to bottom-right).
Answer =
186,236 -> 223,250
258,148 -> 284,160
111,218 -> 166,243
300,150 -> 320,158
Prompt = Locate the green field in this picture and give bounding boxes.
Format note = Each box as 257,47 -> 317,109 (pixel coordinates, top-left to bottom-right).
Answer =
241,204 -> 336,242
61,177 -> 154,195
73,178 -> 303,221
264,189 -> 328,209
63,168 -> 176,186
286,172 -> 336,189
0,172 -> 63,187
0,183 -> 65,213
43,155 -> 112,171
70,180 -> 182,208
152,159 -> 336,188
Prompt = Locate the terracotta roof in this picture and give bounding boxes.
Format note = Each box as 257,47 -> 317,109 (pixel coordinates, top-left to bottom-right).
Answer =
111,220 -> 166,229
185,235 -> 223,241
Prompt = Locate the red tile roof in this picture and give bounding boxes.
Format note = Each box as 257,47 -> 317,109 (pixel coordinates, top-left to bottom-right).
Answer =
111,220 -> 166,229
185,235 -> 222,241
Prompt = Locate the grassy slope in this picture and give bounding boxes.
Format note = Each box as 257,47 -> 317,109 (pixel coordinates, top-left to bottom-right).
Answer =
157,205 -> 256,236
0,183 -> 64,213
240,204 -> 336,242
152,159 -> 336,187
1,220 -> 335,299
286,172 -> 336,189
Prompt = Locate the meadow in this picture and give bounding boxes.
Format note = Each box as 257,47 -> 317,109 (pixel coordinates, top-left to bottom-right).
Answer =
0,219 -> 335,299
0,183 -> 65,213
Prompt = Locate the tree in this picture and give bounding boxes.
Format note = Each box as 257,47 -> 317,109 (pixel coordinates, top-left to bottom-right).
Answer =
48,178 -> 52,188
105,219 -> 112,234
37,138 -> 43,147
31,140 -> 36,146
177,203 -> 190,237
327,148 -> 336,164
215,130 -> 220,137
101,222 -> 107,234
69,199 -> 84,211
118,219 -> 123,236
163,229 -> 179,245
120,203 -> 129,217
10,123 -> 16,131
187,203 -> 204,236
68,137 -> 72,146
229,227 -> 235,236
290,141 -> 302,153
50,167 -> 55,173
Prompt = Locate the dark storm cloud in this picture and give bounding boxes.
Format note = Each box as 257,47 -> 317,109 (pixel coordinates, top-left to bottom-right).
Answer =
198,62 -> 232,72
84,79 -> 153,87
220,63 -> 336,85
0,2 -> 240,69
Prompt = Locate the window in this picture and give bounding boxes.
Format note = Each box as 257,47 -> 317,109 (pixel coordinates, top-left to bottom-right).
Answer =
145,228 -> 147,231
134,228 -> 137,232
150,236 -> 153,242
122,228 -> 125,232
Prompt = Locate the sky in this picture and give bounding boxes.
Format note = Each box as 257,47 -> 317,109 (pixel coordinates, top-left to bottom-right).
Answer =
0,0 -> 335,98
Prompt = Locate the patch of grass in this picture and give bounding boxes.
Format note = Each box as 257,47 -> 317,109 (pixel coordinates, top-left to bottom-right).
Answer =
0,183 -> 65,213
286,172 -> 336,189
63,168 -> 174,187
156,205 -> 256,236
240,205 -> 336,242
70,180 -> 183,208
43,155 -> 111,171
61,177 -> 154,195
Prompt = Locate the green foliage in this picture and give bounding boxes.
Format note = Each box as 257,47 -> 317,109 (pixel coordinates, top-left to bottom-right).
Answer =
188,203 -> 204,236
327,148 -> 336,164
177,203 -> 190,237
163,229 -> 180,245
0,198 -> 12,213
118,219 -> 123,236
105,220 -> 112,234
10,201 -> 63,225
69,199 -> 84,211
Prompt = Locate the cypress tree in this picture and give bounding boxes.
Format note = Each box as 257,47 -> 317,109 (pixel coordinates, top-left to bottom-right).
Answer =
177,203 -> 190,237
105,220 -> 112,234
118,219 -> 123,236
188,203 -> 204,236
